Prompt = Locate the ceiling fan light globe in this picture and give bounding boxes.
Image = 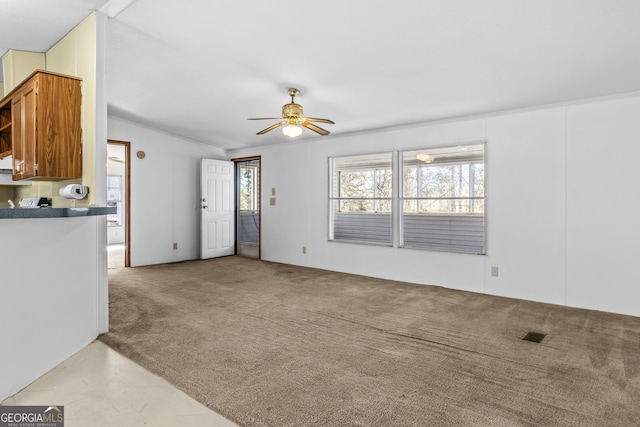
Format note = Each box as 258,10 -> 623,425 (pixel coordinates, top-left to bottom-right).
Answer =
283,124 -> 302,137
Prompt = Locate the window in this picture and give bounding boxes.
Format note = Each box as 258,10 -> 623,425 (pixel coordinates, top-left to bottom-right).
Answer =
401,144 -> 485,254
329,143 -> 486,254
239,163 -> 259,212
237,160 -> 260,246
329,152 -> 392,245
107,175 -> 122,227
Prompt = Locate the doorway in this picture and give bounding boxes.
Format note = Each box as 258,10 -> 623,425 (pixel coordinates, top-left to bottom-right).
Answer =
107,140 -> 131,268
234,157 -> 261,259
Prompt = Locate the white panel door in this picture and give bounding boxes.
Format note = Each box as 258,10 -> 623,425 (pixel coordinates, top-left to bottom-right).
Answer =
200,159 -> 235,259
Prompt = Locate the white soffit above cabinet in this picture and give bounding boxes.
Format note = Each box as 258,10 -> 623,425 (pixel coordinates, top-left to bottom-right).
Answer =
0,0 -> 109,73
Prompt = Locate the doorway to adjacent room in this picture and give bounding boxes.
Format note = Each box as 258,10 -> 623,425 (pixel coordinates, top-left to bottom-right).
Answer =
234,157 -> 261,259
107,140 -> 131,268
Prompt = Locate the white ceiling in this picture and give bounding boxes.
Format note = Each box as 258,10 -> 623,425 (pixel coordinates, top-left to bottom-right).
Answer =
3,0 -> 640,151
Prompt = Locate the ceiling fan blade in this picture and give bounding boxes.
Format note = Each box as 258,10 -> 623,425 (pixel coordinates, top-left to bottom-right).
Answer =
301,121 -> 330,136
248,117 -> 282,120
256,121 -> 286,135
304,117 -> 335,124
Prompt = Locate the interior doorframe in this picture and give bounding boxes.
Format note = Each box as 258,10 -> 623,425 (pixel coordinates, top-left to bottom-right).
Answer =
107,139 -> 131,267
232,156 -> 262,260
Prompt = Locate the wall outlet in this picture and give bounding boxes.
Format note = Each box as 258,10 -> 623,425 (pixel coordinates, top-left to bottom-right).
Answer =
491,266 -> 499,277
302,246 -> 307,254
173,242 -> 178,250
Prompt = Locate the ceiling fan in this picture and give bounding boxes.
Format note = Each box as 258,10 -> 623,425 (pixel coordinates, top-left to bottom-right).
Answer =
248,88 -> 334,137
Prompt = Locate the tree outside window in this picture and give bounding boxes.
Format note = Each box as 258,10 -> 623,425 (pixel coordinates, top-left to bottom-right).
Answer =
338,168 -> 392,212
239,165 -> 257,211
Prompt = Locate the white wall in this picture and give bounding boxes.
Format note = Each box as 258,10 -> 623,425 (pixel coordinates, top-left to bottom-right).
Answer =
0,217 -> 102,399
229,93 -> 640,318
485,108 -> 567,304
107,116 -> 226,266
565,97 -> 640,315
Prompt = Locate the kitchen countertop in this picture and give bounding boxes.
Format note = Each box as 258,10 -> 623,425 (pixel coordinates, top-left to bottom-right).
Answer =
0,206 -> 116,219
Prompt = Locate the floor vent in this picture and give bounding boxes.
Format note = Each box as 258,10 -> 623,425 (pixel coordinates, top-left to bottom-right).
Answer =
522,332 -> 546,343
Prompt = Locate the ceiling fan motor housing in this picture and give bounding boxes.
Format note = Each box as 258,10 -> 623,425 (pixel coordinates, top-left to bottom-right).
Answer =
249,87 -> 332,135
282,102 -> 303,119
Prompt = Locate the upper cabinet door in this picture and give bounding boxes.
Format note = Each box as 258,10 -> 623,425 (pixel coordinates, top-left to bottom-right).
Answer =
21,78 -> 37,179
11,90 -> 23,180
1,70 -> 82,181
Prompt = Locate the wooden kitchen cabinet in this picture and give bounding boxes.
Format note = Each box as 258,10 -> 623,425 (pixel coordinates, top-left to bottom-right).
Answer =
0,97 -> 11,159
3,70 -> 82,181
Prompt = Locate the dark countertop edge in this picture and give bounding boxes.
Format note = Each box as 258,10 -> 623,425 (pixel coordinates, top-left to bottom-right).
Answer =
0,206 -> 116,219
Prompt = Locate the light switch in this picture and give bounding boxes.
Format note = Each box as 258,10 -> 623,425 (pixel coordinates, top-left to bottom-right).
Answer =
272,187 -> 276,196
270,197 -> 276,206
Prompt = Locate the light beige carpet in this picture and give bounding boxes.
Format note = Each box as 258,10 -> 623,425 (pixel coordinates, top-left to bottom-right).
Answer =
100,256 -> 640,426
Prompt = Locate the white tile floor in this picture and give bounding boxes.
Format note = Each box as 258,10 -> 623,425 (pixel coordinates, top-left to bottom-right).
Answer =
1,341 -> 238,427
107,244 -> 125,269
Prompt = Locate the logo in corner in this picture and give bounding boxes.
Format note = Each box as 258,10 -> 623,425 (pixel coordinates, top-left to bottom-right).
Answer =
0,405 -> 64,426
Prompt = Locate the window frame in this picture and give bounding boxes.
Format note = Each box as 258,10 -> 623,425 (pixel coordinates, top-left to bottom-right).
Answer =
328,141 -> 486,255
399,143 -> 486,254
328,151 -> 393,245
